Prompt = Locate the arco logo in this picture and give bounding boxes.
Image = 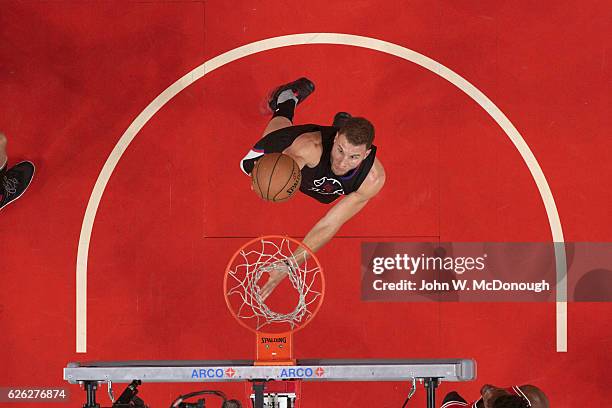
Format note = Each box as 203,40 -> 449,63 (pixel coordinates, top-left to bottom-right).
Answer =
279,367 -> 314,378
191,368 -> 225,379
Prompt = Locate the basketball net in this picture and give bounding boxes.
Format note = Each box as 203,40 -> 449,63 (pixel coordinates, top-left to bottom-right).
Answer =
225,236 -> 324,365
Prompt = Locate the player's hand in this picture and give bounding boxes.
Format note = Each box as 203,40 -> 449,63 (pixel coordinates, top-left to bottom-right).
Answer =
0,132 -> 7,151
260,261 -> 291,301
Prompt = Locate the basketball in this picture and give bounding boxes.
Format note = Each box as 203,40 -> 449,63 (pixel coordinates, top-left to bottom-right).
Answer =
251,153 -> 301,202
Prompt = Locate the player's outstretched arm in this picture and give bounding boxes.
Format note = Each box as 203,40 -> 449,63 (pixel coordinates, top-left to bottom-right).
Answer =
304,158 -> 385,251
259,195 -> 372,300
260,159 -> 385,300
303,191 -> 371,253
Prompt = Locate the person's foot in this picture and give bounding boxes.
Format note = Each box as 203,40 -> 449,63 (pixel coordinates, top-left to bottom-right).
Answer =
268,77 -> 315,112
332,112 -> 352,129
0,161 -> 35,211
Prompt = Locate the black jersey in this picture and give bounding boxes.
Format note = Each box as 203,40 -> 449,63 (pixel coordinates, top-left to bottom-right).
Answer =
240,124 -> 377,204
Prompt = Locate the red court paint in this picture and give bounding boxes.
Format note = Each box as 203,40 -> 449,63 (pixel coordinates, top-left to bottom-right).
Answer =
0,1 -> 609,407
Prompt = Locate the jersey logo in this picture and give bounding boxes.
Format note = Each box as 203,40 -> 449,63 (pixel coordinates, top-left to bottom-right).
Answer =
309,176 -> 345,195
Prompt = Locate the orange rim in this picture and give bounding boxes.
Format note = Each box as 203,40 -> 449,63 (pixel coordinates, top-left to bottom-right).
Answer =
223,235 -> 325,335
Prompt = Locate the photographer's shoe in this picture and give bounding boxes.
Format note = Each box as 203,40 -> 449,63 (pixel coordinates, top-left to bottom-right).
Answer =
0,161 -> 35,211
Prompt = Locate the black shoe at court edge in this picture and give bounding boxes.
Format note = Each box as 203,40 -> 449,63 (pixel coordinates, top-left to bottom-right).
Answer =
268,77 -> 315,111
0,161 -> 35,211
332,112 -> 352,129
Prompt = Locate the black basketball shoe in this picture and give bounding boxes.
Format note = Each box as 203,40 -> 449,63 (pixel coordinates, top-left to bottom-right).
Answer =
0,161 -> 35,211
332,112 -> 352,129
268,77 -> 315,112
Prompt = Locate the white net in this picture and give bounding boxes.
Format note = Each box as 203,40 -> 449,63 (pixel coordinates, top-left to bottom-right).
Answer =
225,237 -> 323,333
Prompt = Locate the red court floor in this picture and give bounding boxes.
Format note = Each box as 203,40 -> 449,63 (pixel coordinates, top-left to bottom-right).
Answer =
1,1 -> 610,407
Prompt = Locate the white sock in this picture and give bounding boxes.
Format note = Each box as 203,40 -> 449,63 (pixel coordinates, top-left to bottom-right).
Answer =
277,89 -> 298,104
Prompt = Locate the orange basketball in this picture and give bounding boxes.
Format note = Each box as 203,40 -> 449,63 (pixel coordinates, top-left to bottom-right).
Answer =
251,153 -> 301,202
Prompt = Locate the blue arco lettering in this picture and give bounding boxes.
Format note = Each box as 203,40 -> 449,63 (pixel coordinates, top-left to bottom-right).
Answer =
191,368 -> 225,378
279,367 -> 314,378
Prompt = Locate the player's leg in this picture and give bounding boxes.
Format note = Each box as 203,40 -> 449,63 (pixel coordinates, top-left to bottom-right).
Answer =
262,115 -> 293,137
0,131 -> 7,172
262,77 -> 315,137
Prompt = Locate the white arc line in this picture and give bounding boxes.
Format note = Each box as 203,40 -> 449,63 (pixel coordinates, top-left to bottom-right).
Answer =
76,33 -> 566,353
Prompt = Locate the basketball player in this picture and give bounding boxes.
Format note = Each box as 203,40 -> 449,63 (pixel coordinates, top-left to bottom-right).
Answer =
441,384 -> 549,408
240,78 -> 385,299
0,131 -> 35,212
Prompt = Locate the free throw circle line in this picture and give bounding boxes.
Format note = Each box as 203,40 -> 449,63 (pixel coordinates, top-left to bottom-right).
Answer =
76,33 -> 566,353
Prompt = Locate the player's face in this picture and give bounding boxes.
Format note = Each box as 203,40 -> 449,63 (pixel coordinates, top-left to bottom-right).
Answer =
330,133 -> 370,176
481,384 -> 511,408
